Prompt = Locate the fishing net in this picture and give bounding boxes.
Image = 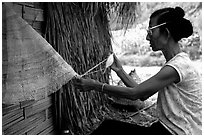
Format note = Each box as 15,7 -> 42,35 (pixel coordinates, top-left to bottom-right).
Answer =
2,3 -> 78,104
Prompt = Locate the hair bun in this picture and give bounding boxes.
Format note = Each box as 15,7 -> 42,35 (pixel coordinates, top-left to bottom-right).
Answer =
174,7 -> 185,18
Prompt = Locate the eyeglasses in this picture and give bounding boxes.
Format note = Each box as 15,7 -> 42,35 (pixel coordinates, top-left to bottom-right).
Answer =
147,22 -> 167,36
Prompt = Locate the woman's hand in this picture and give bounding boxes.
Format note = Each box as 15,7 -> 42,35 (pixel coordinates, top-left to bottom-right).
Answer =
73,76 -> 98,92
110,54 -> 123,73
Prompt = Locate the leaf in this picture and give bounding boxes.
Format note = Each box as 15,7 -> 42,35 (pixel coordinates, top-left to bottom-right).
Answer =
105,53 -> 114,68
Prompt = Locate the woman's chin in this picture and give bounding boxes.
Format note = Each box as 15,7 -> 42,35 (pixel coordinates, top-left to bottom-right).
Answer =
150,47 -> 155,51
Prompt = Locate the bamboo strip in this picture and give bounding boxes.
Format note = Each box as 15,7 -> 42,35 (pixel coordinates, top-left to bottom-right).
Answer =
20,100 -> 35,108
2,116 -> 24,131
38,124 -> 54,135
13,115 -> 45,135
2,104 -> 21,115
25,102 -> 51,117
23,6 -> 44,21
28,118 -> 53,135
2,109 -> 23,126
4,112 -> 45,134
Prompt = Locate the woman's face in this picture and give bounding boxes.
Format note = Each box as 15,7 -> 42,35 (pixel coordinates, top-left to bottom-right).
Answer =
146,17 -> 166,51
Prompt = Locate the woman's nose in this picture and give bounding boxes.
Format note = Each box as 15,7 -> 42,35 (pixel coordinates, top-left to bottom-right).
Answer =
146,33 -> 150,41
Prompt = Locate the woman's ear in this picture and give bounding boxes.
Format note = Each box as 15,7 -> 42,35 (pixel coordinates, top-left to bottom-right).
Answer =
165,28 -> 171,40
161,28 -> 170,45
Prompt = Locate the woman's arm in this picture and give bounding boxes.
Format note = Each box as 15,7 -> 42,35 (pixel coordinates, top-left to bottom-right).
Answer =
111,54 -> 138,87
116,68 -> 139,87
107,65 -> 179,100
74,65 -> 180,101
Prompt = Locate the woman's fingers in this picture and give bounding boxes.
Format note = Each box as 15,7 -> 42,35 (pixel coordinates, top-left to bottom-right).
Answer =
72,77 -> 92,92
72,76 -> 83,87
110,54 -> 123,73
72,77 -> 80,83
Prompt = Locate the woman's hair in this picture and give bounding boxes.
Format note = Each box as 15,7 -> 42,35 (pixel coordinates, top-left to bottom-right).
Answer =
150,7 -> 193,42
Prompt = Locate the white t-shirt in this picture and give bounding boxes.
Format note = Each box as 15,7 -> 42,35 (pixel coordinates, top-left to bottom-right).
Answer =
157,52 -> 202,135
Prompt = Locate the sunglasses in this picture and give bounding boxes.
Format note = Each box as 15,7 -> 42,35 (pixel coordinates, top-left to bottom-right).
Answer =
147,22 -> 167,36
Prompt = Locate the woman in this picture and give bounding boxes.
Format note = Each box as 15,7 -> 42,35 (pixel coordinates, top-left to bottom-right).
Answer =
74,7 -> 202,135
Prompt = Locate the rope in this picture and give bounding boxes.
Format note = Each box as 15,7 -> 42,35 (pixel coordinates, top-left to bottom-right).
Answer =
78,52 -> 114,77
80,58 -> 108,77
82,68 -> 106,76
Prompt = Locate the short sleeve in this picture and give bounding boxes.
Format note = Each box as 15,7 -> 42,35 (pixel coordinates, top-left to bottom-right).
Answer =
164,53 -> 190,83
